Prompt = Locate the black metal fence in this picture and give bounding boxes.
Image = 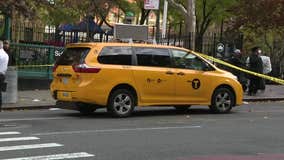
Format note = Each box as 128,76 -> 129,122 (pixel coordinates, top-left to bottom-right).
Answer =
12,24 -> 110,46
10,43 -> 64,79
11,23 -> 243,54
9,23 -> 284,81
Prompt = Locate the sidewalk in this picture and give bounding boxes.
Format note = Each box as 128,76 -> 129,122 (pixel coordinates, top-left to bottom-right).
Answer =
243,85 -> 284,102
2,90 -> 56,110
2,85 -> 284,110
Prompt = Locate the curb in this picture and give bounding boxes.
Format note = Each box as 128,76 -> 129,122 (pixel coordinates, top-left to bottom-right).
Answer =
2,105 -> 55,111
243,97 -> 284,102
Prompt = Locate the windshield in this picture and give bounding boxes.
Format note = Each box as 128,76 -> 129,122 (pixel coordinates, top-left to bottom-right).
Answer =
172,50 -> 214,71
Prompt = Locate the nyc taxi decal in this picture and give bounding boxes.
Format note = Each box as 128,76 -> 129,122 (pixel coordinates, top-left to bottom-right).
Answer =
192,79 -> 201,89
187,79 -> 201,89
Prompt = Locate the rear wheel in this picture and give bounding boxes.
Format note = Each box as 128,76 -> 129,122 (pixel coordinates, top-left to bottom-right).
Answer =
210,87 -> 234,113
107,89 -> 135,118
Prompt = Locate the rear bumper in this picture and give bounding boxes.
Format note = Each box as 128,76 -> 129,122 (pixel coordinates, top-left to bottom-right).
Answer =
55,101 -> 79,110
51,88 -> 107,106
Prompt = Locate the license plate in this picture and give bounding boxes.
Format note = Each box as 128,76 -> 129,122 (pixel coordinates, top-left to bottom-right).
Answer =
58,91 -> 72,100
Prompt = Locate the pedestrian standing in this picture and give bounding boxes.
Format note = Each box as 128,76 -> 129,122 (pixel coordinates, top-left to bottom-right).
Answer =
247,46 -> 264,95
259,53 -> 272,91
228,49 -> 247,91
3,40 -> 15,66
0,41 -> 9,111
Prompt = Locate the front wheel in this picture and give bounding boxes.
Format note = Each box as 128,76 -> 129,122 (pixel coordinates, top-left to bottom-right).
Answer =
210,87 -> 234,113
107,89 -> 135,118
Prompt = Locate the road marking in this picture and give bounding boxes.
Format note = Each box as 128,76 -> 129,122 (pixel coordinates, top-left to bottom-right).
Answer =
0,117 -> 65,122
243,101 -> 249,104
0,143 -> 63,152
0,137 -> 39,142
1,152 -> 95,160
49,108 -> 61,111
0,132 -> 21,136
33,125 -> 202,136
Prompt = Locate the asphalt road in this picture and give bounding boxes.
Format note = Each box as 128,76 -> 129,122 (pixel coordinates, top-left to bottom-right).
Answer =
0,102 -> 284,160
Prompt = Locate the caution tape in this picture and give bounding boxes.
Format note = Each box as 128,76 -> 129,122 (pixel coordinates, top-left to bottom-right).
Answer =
12,52 -> 284,85
15,64 -> 54,68
195,52 -> 284,85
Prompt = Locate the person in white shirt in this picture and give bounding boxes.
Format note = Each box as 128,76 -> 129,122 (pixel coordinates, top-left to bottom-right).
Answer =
0,40 -> 9,111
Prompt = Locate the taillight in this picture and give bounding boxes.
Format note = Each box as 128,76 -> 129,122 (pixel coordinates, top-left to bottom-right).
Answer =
52,64 -> 58,72
72,64 -> 101,73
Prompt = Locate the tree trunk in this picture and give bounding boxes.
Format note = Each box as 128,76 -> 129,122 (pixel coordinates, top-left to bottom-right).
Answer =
140,9 -> 150,25
167,0 -> 196,49
186,0 -> 196,50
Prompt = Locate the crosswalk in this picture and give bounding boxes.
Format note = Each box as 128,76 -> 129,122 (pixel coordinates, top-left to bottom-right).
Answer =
0,131 -> 95,160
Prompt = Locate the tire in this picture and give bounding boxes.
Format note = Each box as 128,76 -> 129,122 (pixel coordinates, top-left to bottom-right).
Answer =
210,87 -> 235,113
174,105 -> 191,111
77,103 -> 96,115
107,89 -> 135,118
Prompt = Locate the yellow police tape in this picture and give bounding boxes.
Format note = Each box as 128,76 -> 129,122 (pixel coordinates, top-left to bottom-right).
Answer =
16,64 -> 54,68
195,52 -> 284,85
15,53 -> 284,85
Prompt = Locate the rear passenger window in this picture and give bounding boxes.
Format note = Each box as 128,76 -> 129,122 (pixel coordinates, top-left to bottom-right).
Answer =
135,48 -> 171,67
98,46 -> 132,65
56,47 -> 90,65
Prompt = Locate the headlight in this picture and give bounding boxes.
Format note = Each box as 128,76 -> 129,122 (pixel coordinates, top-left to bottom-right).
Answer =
232,75 -> 238,81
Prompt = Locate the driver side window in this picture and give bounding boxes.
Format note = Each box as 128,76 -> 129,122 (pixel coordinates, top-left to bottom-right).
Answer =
172,49 -> 211,71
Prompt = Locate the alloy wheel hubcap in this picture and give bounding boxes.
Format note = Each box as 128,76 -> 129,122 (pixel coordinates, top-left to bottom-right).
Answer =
215,92 -> 231,111
113,93 -> 132,114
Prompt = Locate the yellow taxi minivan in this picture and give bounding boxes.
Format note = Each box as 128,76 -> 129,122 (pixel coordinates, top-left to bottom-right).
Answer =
50,42 -> 243,117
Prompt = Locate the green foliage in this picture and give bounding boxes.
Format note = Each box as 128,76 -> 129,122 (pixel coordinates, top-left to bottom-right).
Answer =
196,0 -> 236,24
167,1 -> 184,24
118,0 -> 139,14
39,0 -> 80,26
229,0 -> 284,64
0,0 -> 49,17
167,0 -> 236,34
196,0 -> 236,33
229,0 -> 284,30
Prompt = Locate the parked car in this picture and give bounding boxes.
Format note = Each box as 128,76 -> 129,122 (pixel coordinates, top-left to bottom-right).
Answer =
50,42 -> 243,117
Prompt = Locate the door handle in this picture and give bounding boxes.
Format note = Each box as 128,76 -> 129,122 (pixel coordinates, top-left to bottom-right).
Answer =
177,72 -> 185,76
165,71 -> 174,75
146,78 -> 155,83
57,73 -> 72,77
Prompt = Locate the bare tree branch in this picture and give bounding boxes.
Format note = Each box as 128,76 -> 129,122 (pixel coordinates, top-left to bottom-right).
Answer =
168,0 -> 188,17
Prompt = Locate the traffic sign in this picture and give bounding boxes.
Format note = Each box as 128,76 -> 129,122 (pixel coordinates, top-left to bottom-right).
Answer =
144,0 -> 160,10
216,43 -> 225,53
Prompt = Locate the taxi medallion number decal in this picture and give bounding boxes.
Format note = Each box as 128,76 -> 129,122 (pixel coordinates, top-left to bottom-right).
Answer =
192,79 -> 201,89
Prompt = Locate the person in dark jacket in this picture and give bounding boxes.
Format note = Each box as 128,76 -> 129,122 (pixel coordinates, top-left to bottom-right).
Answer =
228,49 -> 247,91
247,47 -> 264,95
3,40 -> 16,66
